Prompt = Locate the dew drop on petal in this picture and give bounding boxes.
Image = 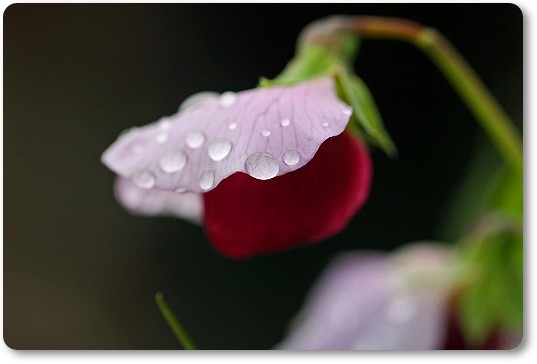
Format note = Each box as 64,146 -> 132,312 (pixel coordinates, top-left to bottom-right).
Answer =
132,169 -> 156,189
261,129 -> 271,137
219,92 -> 237,108
228,122 -> 238,130
199,170 -> 215,191
186,131 -> 206,149
179,91 -> 219,112
384,296 -> 416,325
159,149 -> 187,173
245,152 -> 279,180
282,150 -> 300,166
280,118 -> 291,127
208,138 -> 232,161
156,132 -> 169,144
342,107 -> 353,116
322,122 -> 330,128
158,118 -> 172,130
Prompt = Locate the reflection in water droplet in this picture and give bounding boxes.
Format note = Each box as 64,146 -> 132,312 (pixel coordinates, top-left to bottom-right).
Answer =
159,150 -> 187,173
342,107 -> 353,116
283,150 -> 300,166
384,296 -> 416,325
199,171 -> 215,191
186,131 -> 205,149
208,138 -> 232,161
322,122 -> 330,128
245,152 -> 279,180
132,169 -> 155,189
261,129 -> 271,137
156,132 -> 169,144
219,92 -> 237,108
280,118 -> 291,127
228,122 -> 238,130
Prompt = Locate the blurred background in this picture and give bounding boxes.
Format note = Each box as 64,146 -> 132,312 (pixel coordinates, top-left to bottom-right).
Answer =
4,4 -> 522,349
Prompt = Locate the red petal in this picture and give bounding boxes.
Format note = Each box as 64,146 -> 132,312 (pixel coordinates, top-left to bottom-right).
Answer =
202,131 -> 372,259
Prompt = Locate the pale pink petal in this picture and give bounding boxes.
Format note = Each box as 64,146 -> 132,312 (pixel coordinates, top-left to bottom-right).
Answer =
101,77 -> 351,193
114,177 -> 203,224
277,243 -> 454,350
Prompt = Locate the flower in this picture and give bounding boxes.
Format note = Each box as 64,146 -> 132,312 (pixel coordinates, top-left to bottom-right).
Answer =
276,243 -> 519,350
102,77 -> 372,258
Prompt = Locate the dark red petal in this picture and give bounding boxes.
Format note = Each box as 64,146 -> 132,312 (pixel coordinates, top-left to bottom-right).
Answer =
202,131 -> 372,259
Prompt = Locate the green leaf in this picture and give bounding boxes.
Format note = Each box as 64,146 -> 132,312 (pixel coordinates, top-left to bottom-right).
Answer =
336,70 -> 397,156
155,292 -> 197,350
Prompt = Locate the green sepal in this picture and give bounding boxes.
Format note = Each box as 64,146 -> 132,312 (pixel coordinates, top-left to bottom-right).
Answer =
456,215 -> 523,346
336,69 -> 397,157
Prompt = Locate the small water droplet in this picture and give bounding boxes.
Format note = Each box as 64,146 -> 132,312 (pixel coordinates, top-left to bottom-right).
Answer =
158,118 -> 172,130
186,131 -> 205,149
156,132 -> 169,144
322,122 -> 330,128
174,187 -> 187,194
342,107 -> 353,116
283,150 -> 300,166
280,118 -> 291,127
261,129 -> 271,137
179,91 -> 219,111
208,138 -> 232,161
228,122 -> 238,130
159,150 -> 187,173
219,92 -> 237,108
384,296 -> 416,325
132,169 -> 155,189
199,171 -> 215,191
245,152 -> 279,180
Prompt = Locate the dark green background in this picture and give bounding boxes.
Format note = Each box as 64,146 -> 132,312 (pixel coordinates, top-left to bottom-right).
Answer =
4,4 -> 522,349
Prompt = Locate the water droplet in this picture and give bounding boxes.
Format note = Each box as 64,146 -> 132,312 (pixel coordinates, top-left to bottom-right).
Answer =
158,118 -> 172,130
179,91 -> 219,111
219,92 -> 237,108
199,171 -> 215,191
208,138 -> 232,161
322,122 -> 330,128
384,296 -> 416,325
186,131 -> 205,149
228,122 -> 238,130
156,132 -> 169,144
159,150 -> 187,173
342,107 -> 353,116
132,170 -> 155,189
280,118 -> 291,127
245,152 -> 279,180
261,129 -> 271,137
174,187 -> 187,194
282,150 -> 300,166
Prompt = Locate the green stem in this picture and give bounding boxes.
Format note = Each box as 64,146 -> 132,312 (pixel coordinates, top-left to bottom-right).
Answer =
340,16 -> 523,175
155,292 -> 197,350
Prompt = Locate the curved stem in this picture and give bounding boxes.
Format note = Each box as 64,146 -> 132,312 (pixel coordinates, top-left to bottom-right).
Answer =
344,16 -> 522,175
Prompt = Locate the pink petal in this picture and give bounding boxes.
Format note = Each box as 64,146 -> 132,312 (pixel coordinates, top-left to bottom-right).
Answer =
114,177 -> 203,224
277,244 -> 454,350
101,77 -> 351,193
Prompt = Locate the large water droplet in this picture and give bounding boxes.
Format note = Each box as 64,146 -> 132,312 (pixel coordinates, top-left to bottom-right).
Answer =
199,171 -> 215,191
219,92 -> 237,108
179,91 -> 219,112
283,150 -> 300,166
132,169 -> 155,189
156,132 -> 169,144
208,138 -> 232,161
228,122 -> 238,130
261,129 -> 271,137
186,131 -> 205,149
245,152 -> 279,180
384,296 -> 416,325
280,118 -> 291,127
159,150 -> 187,173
